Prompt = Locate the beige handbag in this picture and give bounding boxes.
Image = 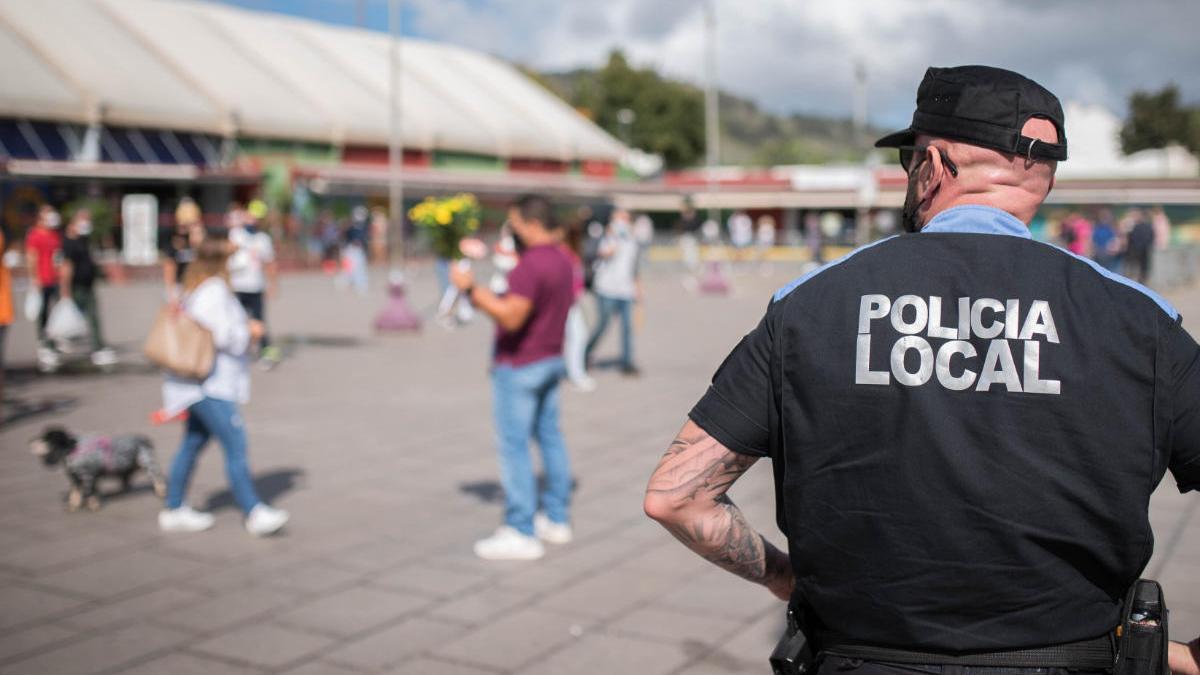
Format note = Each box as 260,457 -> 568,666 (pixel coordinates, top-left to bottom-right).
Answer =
143,305 -> 215,380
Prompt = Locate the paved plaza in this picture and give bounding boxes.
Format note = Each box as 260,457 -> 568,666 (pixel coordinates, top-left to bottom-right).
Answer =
0,263 -> 1197,675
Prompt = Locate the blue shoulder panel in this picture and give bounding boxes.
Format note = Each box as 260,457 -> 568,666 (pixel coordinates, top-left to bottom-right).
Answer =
773,235 -> 897,302
1035,240 -> 1179,320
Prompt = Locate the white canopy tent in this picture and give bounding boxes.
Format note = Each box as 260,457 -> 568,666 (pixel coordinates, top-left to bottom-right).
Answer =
0,0 -> 628,162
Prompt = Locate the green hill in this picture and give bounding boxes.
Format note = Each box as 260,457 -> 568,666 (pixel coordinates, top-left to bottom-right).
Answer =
528,51 -> 885,169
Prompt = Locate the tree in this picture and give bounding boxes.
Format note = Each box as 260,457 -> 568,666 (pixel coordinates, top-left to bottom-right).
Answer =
1120,84 -> 1200,156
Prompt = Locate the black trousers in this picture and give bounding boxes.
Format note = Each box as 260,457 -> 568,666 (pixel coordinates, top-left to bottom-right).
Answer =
234,291 -> 270,350
818,656 -> 1108,675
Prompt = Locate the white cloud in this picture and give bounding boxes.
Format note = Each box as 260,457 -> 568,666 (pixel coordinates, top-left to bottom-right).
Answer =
401,0 -> 1200,129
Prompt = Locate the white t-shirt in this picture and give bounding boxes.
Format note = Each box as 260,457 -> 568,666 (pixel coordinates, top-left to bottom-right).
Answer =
228,227 -> 275,293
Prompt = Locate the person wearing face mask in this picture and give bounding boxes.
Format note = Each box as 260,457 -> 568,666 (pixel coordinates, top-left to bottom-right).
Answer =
61,208 -> 115,367
646,66 -> 1200,675
25,204 -> 63,370
585,209 -> 642,376
228,200 -> 280,369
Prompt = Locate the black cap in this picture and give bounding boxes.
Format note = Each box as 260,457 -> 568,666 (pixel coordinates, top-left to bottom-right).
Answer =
875,65 -> 1067,162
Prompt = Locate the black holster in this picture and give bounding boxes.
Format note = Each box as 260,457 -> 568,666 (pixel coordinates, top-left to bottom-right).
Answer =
770,608 -> 816,675
1114,579 -> 1169,675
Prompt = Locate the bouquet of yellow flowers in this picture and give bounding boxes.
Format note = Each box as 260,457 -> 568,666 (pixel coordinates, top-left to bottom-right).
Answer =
409,193 -> 481,260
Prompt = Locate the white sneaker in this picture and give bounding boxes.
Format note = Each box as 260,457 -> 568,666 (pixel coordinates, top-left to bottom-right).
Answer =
534,513 -> 574,544
569,376 -> 597,393
245,504 -> 289,537
36,346 -> 60,373
473,526 -> 545,560
158,506 -> 215,533
90,348 -> 118,367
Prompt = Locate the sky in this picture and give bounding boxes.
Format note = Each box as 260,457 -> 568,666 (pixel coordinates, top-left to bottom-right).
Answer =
210,0 -> 1200,129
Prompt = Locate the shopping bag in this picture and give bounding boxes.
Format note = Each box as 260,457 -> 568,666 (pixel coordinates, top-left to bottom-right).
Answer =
142,305 -> 215,380
45,299 -> 88,340
23,288 -> 42,322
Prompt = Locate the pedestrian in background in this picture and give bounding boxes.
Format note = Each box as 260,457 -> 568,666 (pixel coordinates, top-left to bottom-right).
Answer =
1124,208 -> 1155,284
586,209 -> 642,376
338,206 -> 370,296
60,209 -> 116,367
561,218 -> 596,392
162,198 -> 205,303
159,233 -> 289,537
450,194 -> 575,560
25,204 -> 62,371
228,199 -> 281,368
0,227 -> 12,421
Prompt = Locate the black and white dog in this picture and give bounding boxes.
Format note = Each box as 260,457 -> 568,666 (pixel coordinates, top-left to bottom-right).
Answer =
31,426 -> 166,512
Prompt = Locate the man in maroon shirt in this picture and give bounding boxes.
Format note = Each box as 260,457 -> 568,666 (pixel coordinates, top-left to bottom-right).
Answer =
451,194 -> 575,560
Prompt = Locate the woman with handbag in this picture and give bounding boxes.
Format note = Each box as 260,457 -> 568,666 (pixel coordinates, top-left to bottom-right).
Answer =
157,234 -> 289,536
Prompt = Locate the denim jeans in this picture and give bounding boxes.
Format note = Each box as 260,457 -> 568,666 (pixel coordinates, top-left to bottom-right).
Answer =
586,294 -> 634,369
491,356 -> 571,536
166,397 -> 261,514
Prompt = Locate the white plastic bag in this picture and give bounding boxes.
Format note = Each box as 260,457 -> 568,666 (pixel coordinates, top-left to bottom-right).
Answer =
45,299 -> 88,340
23,288 -> 42,322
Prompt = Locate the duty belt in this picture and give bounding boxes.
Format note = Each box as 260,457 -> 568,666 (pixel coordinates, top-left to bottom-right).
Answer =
822,633 -> 1116,670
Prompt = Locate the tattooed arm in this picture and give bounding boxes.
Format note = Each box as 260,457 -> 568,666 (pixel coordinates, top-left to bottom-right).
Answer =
643,420 -> 793,600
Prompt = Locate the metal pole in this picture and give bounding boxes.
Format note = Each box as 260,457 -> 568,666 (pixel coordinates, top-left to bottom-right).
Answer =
704,0 -> 719,226
854,59 -> 871,247
388,0 -> 404,265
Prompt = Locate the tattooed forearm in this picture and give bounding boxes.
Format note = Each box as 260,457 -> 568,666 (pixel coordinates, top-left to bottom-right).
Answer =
645,421 -> 792,597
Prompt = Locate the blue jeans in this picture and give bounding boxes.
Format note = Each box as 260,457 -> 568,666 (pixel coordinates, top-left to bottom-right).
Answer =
586,294 -> 634,369
491,357 -> 572,536
166,397 -> 261,514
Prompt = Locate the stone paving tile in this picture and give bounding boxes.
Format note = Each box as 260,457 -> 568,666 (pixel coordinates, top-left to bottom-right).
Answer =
0,530 -> 143,573
369,562 -> 491,598
514,633 -> 692,675
57,587 -> 208,632
1,623 -> 188,675
385,657 -> 502,675
157,585 -> 298,634
277,659 -> 365,675
0,583 -> 89,631
0,622 -> 78,664
112,651 -> 266,675
275,585 -> 433,637
261,559 -> 362,595
31,549 -> 211,600
324,616 -> 461,671
535,568 -> 684,621
191,622 -> 337,670
608,606 -> 745,646
428,586 -> 532,626
432,607 -> 594,672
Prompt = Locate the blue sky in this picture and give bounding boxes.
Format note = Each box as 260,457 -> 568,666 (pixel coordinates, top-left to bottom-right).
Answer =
207,0 -> 1200,129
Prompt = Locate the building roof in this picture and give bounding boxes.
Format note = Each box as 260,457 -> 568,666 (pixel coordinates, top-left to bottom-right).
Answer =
0,0 -> 627,162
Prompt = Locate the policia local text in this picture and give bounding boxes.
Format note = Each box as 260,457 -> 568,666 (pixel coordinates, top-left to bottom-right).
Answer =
855,294 -> 1061,394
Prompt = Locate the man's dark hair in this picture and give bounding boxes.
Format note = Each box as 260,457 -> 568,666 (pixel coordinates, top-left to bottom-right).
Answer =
511,194 -> 558,230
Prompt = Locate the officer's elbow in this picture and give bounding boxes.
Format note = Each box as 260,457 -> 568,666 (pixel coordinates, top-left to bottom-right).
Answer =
643,490 -> 681,523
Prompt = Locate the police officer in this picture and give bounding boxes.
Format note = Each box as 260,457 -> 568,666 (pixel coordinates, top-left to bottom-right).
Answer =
643,65 -> 1200,675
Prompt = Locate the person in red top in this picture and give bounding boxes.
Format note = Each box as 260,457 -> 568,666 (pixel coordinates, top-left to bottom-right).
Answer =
451,194 -> 576,561
25,204 -> 63,361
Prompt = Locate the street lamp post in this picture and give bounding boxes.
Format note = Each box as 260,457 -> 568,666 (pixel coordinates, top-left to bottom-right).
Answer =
698,0 -> 730,295
374,0 -> 422,331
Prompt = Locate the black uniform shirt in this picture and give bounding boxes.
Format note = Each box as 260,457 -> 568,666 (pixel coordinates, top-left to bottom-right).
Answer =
690,205 -> 1200,653
62,236 -> 97,289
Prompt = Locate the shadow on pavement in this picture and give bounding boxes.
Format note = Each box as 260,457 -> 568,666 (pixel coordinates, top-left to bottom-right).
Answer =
2,395 -> 79,428
458,476 -> 580,505
203,468 -> 306,512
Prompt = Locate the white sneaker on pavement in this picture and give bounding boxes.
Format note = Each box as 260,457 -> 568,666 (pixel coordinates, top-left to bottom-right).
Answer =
90,348 -> 118,367
473,526 -> 545,560
158,506 -> 215,533
245,504 -> 289,537
534,513 -> 573,544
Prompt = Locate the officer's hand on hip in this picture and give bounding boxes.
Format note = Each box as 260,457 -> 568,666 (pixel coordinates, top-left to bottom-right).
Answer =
1169,639 -> 1200,675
